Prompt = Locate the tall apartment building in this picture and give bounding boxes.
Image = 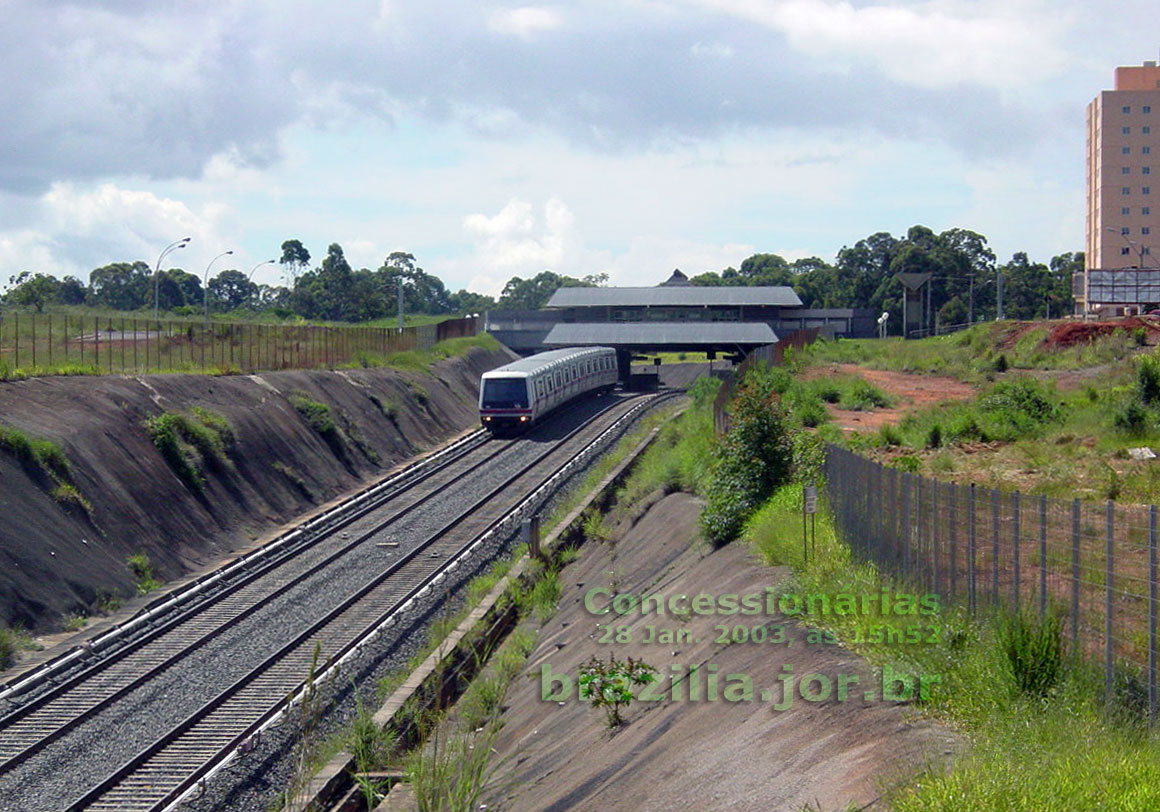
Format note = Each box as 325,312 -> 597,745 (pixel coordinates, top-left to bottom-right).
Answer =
1081,60 -> 1160,314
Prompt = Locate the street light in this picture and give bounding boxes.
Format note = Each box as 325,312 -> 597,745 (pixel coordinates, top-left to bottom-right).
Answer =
247,259 -> 276,282
204,250 -> 234,328
1106,226 -> 1148,268
153,236 -> 191,324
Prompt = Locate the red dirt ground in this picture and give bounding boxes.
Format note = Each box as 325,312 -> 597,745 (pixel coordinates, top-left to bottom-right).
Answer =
805,363 -> 976,432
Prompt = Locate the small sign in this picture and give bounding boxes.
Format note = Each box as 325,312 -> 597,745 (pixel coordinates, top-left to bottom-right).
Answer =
803,484 -> 817,514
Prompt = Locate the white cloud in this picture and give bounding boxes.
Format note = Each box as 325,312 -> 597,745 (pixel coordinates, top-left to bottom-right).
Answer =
463,197 -> 579,273
488,6 -> 563,37
686,0 -> 1068,92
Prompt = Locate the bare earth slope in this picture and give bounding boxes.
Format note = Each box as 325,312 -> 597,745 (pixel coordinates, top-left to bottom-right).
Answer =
0,346 -> 515,631
487,493 -> 956,812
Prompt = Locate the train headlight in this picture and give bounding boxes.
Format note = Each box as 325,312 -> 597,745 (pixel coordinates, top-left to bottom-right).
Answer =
519,415 -> 529,422
483,416 -> 492,422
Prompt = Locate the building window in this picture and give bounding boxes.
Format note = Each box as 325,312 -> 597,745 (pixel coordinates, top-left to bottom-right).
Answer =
1124,126 -> 1132,134
1146,248 -> 1153,255
1123,247 -> 1132,255
1124,146 -> 1132,154
1144,227 -> 1152,235
1123,227 -> 1131,235
1124,187 -> 1132,194
1146,147 -> 1153,155
1146,126 -> 1153,134
1124,106 -> 1132,114
1146,187 -> 1153,195
1124,167 -> 1132,174
1123,206 -> 1132,215
1146,167 -> 1153,175
1144,207 -> 1152,215
1146,106 -> 1153,114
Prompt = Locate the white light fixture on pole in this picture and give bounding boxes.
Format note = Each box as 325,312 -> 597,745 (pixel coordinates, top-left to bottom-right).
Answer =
204,250 -> 234,328
153,236 -> 191,324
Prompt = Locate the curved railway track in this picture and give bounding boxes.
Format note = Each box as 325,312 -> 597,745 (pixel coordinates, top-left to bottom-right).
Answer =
0,390 -> 674,812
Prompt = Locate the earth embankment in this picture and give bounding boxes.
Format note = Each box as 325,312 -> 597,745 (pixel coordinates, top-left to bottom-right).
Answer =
0,345 -> 515,632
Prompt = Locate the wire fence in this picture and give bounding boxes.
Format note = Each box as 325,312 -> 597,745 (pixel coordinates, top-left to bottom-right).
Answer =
0,312 -> 482,376
824,444 -> 1159,720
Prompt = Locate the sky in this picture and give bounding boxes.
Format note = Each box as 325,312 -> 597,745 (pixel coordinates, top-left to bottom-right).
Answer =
0,1 -> 1156,297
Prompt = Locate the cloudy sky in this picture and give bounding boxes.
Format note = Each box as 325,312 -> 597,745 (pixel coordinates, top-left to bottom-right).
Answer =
0,1 -> 1156,296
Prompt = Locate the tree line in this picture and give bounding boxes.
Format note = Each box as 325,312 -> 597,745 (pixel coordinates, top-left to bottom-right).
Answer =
1,227 -> 1080,328
687,226 -> 1080,330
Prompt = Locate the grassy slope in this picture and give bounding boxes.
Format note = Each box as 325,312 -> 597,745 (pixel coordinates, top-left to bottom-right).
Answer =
790,323 -> 1160,503
616,360 -> 1160,812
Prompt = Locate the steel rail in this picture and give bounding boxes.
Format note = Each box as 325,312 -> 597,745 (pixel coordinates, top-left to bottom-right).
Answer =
65,392 -> 669,812
0,429 -> 490,707
0,432 -> 528,773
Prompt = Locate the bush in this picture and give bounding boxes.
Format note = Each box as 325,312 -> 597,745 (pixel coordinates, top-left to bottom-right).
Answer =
925,423 -> 943,449
843,379 -> 891,411
878,424 -> 903,446
127,553 -> 161,595
145,408 -> 234,491
1113,399 -> 1150,435
701,371 -> 795,546
1136,354 -> 1160,405
997,610 -> 1063,696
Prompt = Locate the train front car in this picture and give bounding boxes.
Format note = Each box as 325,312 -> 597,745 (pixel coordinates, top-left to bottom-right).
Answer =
479,347 -> 617,435
479,370 -> 534,434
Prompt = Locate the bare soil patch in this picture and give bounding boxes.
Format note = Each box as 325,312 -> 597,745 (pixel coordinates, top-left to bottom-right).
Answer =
806,363 -> 976,432
484,494 -> 957,811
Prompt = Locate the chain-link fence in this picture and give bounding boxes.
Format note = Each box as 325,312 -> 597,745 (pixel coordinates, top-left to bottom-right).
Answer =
0,313 -> 481,376
825,444 -> 1159,720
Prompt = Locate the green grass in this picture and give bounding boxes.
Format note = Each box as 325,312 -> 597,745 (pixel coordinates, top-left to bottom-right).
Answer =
144,408 -> 235,492
743,482 -> 1160,812
794,323 -> 1140,382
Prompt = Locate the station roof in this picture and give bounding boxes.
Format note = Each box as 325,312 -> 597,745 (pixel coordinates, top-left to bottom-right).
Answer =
546,286 -> 802,308
543,322 -> 778,349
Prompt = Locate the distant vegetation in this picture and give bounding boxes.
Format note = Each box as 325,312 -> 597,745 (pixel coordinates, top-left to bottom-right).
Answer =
2,226 -> 1077,338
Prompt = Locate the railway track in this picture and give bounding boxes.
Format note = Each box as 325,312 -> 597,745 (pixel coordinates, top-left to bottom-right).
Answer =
0,390 -> 673,812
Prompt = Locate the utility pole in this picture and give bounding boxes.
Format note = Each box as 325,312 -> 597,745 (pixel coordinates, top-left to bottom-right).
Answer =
996,270 -> 1005,321
397,277 -> 404,330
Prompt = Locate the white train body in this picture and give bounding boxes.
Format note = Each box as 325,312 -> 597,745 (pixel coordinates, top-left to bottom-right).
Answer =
479,346 -> 618,434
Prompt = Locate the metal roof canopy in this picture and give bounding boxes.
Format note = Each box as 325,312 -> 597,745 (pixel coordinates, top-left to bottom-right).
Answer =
546,286 -> 802,308
543,322 -> 778,352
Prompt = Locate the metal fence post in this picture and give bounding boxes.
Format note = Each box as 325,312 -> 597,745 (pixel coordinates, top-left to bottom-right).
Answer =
1072,499 -> 1081,653
950,482 -> 958,602
1039,494 -> 1048,619
1150,503 -> 1157,725
969,484 -> 977,616
1013,491 -> 1021,612
932,479 -> 940,594
1106,501 -> 1115,709
992,488 -> 1001,607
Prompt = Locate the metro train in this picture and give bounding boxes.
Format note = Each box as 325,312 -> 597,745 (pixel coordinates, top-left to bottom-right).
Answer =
479,346 -> 618,434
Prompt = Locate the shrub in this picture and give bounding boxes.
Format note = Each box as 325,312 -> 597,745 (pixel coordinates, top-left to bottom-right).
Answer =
878,424 -> 903,446
127,553 -> 161,595
993,353 -> 1010,373
701,372 -> 795,546
1113,399 -> 1150,435
1136,354 -> 1160,405
997,610 -> 1063,696
289,394 -> 336,436
843,379 -> 891,411
925,423 -> 943,449
577,654 -> 658,728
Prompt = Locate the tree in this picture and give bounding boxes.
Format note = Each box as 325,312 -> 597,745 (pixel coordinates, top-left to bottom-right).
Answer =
207,269 -> 258,311
280,239 -> 311,286
155,268 -> 203,311
56,276 -> 87,306
449,289 -> 496,314
378,252 -> 453,316
88,261 -> 152,310
5,271 -> 58,312
496,271 -> 593,310
292,243 -> 354,320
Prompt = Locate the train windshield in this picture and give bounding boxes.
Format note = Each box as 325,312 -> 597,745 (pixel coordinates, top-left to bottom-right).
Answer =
482,378 -> 529,408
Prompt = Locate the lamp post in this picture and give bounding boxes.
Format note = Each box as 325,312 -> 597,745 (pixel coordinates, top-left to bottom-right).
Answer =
204,250 -> 234,328
247,259 -> 276,310
153,236 -> 191,324
247,259 -> 276,282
